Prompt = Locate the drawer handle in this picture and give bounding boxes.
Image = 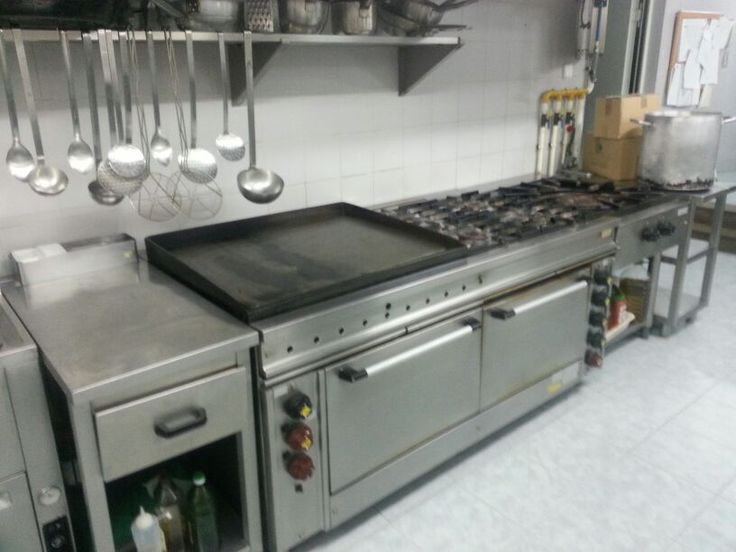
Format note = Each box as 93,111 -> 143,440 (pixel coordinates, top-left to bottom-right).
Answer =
154,407 -> 208,439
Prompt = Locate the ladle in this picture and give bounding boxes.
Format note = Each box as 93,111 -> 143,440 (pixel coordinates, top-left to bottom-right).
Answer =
83,32 -> 123,206
237,32 -> 283,203
146,30 -> 172,166
215,32 -> 245,161
0,29 -> 34,181
13,29 -> 68,196
60,30 -> 95,174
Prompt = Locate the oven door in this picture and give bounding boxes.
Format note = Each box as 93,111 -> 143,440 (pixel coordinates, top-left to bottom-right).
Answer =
481,274 -> 589,410
324,310 -> 482,493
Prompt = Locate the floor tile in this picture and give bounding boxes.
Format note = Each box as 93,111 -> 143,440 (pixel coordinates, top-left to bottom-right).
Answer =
670,497 -> 736,551
294,508 -> 389,552
720,476 -> 736,506
388,485 -> 538,552
632,422 -> 736,493
665,396 -> 736,451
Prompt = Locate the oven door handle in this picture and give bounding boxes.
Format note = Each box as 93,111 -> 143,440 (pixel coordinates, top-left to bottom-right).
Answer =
338,317 -> 481,383
488,280 -> 588,320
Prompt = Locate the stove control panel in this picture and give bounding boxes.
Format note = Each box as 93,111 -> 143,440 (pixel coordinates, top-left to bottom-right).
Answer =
265,374 -> 325,551
585,260 -> 613,369
615,205 -> 689,269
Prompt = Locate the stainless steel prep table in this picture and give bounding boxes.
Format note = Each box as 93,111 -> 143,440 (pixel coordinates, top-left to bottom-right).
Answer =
3,262 -> 263,552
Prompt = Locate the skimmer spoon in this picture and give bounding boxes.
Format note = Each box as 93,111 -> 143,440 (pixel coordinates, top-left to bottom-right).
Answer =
215,33 -> 245,161
60,30 -> 95,175
0,29 -> 34,181
14,29 -> 68,195
179,31 -> 218,184
104,30 -> 146,181
237,32 -> 283,203
146,30 -> 172,166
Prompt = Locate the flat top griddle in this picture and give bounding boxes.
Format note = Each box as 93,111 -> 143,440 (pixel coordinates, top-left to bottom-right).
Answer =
145,204 -> 467,323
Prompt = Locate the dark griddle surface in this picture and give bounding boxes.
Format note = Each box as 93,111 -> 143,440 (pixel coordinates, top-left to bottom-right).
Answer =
146,204 -> 467,322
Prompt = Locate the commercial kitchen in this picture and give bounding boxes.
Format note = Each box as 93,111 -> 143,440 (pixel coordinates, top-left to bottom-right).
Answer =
1,1 -> 736,551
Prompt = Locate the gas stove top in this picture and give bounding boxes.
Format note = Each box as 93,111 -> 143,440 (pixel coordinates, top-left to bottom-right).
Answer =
380,180 -> 669,250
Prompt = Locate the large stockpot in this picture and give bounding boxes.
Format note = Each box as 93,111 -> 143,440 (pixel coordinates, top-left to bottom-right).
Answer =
279,0 -> 329,33
633,110 -> 736,190
333,0 -> 376,35
381,0 -> 477,27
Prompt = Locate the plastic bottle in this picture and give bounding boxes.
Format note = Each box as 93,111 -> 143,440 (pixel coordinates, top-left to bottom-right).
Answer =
188,471 -> 219,552
131,507 -> 165,552
154,473 -> 187,552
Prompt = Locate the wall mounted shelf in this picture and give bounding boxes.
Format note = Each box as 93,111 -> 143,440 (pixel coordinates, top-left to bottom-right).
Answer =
3,30 -> 463,103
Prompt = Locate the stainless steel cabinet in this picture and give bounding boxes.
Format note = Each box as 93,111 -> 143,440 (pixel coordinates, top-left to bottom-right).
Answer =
481,275 -> 589,410
0,473 -> 43,552
95,367 -> 249,481
325,310 -> 482,492
0,373 -> 24,481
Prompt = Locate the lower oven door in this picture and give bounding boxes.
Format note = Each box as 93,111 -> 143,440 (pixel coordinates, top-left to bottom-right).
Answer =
324,310 -> 482,493
481,274 -> 589,410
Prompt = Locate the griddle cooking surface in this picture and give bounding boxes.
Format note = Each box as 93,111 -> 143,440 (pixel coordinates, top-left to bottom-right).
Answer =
146,204 -> 467,322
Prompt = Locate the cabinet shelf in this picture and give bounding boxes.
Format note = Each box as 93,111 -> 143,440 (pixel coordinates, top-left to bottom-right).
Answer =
4,29 -> 463,102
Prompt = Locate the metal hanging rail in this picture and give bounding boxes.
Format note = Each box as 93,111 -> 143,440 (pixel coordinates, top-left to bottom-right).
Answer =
1,29 -> 463,101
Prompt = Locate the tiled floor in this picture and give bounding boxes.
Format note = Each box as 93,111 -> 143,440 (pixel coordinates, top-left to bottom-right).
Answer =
296,252 -> 736,552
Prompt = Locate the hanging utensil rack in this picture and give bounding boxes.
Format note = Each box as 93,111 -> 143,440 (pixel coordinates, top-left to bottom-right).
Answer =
1,30 -> 462,101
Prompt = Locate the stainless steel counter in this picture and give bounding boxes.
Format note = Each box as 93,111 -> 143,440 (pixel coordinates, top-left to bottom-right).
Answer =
2,261 -> 259,404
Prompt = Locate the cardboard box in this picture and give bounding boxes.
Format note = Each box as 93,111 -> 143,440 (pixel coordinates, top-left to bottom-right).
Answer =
583,134 -> 642,181
594,94 -> 660,139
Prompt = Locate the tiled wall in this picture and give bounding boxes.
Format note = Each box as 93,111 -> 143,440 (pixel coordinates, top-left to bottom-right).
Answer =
0,0 -> 583,275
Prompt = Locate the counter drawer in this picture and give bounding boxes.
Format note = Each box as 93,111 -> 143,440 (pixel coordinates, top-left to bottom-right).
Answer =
95,367 -> 247,481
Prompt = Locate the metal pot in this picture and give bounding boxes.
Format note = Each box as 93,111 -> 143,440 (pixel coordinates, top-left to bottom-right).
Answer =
380,0 -> 477,27
377,5 -> 465,36
333,0 -> 376,35
633,110 -> 736,190
279,0 -> 329,33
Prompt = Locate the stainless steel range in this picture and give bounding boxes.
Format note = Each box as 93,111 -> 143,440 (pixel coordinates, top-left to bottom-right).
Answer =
146,189 -> 633,551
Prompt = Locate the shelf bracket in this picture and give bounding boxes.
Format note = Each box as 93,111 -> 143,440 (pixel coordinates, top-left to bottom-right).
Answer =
398,41 -> 463,96
229,41 -> 282,105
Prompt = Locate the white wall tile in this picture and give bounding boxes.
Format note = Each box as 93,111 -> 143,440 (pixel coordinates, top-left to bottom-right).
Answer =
0,0 -> 583,267
306,177 -> 341,207
341,174 -> 373,206
373,130 -> 403,171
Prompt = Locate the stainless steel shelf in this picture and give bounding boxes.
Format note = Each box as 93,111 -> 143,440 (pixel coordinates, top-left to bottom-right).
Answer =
4,29 -> 463,102
653,288 -> 700,323
661,238 -> 710,265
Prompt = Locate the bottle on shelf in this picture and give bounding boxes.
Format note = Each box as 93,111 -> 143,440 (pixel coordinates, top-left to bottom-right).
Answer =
154,473 -> 187,552
188,471 -> 219,552
608,285 -> 627,329
131,507 -> 165,552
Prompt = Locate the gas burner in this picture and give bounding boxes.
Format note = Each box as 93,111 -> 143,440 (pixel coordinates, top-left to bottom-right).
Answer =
381,180 -> 669,250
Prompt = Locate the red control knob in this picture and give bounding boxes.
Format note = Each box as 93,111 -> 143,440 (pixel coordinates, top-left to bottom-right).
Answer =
286,453 -> 315,481
285,423 -> 314,451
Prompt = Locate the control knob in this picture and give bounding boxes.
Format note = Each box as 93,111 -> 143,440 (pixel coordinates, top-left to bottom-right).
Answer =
592,269 -> 611,286
286,453 -> 315,481
590,287 -> 609,305
284,423 -> 314,451
657,221 -> 676,237
285,392 -> 313,420
640,226 -> 660,242
587,330 -> 604,349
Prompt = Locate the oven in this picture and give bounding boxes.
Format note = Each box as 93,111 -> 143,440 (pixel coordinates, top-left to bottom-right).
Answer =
481,271 -> 590,409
